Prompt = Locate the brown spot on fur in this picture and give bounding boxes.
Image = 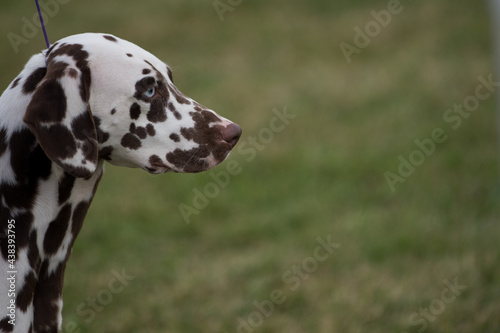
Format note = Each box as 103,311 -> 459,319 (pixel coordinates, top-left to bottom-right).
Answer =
103,35 -> 118,42
0,128 -> 7,158
58,172 -> 75,204
22,67 -> 47,94
11,77 -> 21,89
68,68 -> 79,78
71,201 -> 90,242
97,128 -> 110,144
27,230 -> 40,270
14,212 -> 33,251
17,271 -> 37,312
169,134 -> 180,142
43,204 -> 72,255
93,116 -> 109,144
149,155 -> 164,166
121,133 -> 141,150
0,317 -> 13,332
99,146 -> 113,160
166,147 -> 210,173
135,126 -> 147,139
33,262 -> 65,331
26,79 -> 67,122
147,99 -> 167,123
130,103 -> 141,120
146,124 -> 156,136
168,102 -> 182,120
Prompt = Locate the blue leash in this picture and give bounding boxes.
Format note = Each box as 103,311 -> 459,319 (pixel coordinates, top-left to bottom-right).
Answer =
35,0 -> 51,48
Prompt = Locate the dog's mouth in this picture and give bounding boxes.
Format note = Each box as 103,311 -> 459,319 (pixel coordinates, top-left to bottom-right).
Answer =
144,154 -> 173,174
145,165 -> 172,174
143,122 -> 241,174
145,144 -> 237,175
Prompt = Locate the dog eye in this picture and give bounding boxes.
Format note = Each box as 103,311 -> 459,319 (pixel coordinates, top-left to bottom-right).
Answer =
144,87 -> 156,98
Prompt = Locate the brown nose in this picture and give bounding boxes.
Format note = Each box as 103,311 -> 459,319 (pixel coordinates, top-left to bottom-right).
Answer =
221,123 -> 242,147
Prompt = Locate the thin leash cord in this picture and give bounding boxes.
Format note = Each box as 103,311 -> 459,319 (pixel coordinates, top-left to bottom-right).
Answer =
35,0 -> 51,48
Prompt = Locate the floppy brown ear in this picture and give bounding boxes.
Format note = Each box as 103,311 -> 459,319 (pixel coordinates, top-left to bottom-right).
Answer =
24,51 -> 98,178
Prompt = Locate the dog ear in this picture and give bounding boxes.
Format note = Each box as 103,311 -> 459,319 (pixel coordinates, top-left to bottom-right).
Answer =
24,49 -> 98,178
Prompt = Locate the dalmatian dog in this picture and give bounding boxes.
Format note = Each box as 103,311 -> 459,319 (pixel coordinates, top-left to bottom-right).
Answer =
0,33 -> 241,333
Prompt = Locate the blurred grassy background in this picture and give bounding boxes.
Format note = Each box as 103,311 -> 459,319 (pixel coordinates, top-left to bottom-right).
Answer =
1,0 -> 500,332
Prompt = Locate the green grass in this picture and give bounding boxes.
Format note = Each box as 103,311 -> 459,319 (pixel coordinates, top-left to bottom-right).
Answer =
1,0 -> 500,332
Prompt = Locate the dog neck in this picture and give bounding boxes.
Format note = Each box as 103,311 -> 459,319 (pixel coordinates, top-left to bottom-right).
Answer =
0,121 -> 104,331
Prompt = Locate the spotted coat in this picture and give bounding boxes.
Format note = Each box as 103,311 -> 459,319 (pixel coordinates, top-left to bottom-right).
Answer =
0,33 -> 241,333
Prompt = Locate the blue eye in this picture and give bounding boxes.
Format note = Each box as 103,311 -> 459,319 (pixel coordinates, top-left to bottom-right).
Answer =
144,87 -> 155,98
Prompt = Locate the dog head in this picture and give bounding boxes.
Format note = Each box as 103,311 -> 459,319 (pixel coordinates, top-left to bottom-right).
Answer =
24,33 -> 241,178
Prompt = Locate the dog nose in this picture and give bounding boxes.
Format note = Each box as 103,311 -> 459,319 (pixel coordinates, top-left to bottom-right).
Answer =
221,123 -> 242,147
